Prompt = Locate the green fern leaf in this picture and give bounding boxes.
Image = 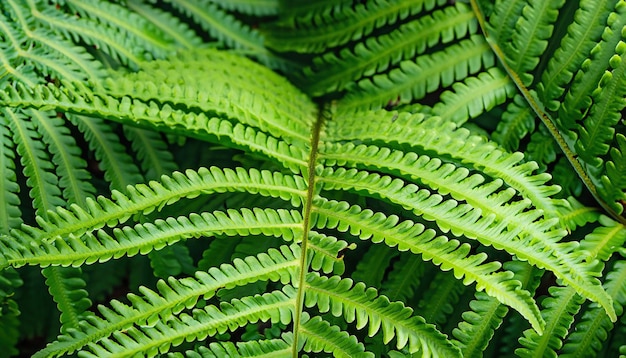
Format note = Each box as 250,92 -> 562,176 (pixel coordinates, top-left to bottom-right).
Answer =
431,67 -> 516,125
162,0 -> 270,62
266,0 -> 447,53
304,274 -> 461,356
575,41 -> 626,173
558,1 -> 626,128
63,0 -> 175,58
416,271 -> 466,328
165,336 -> 292,357
599,134 -> 626,213
536,0 -> 614,111
4,108 -> 64,217
80,288 -> 295,357
561,258 -> 626,357
33,246 -> 300,357
492,94 -> 536,151
338,35 -> 494,111
69,115 -> 143,191
452,291 -> 509,357
30,110 -> 95,206
311,198 -> 544,333
299,314 -> 373,357
505,0 -> 566,86
296,2 -> 478,96
0,115 -> 21,233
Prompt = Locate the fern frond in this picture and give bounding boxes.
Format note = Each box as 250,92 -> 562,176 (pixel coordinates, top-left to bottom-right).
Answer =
381,252 -> 427,303
29,110 -> 95,206
2,208 -> 302,268
4,108 -> 64,217
536,0 -> 614,111
485,0 -> 525,44
575,41 -> 626,174
338,35 -> 493,111
431,67 -> 516,125
162,0 -> 269,59
69,115 -> 143,191
452,291 -> 509,357
297,3 -> 478,96
492,94 -> 536,151
452,261 -> 541,358
0,114 -> 21,232
558,1 -> 626,128
30,4 -> 147,68
324,110 -> 561,214
34,246 -> 300,357
123,127 -> 177,181
417,271 -> 466,328
299,315 -> 373,357
166,336 -> 292,357
307,233 -> 351,275
80,288 -> 295,357
0,82 -> 310,173
311,198 -> 545,333
125,0 -> 203,50
41,266 -> 92,334
63,0 -> 175,57
304,274 -> 461,356
10,167 -> 305,246
599,134 -> 626,212
560,258 -> 626,357
515,286 -> 583,358
266,0 -> 448,53
352,244 -> 398,288
505,0 -> 566,86
209,0 -> 279,16
102,50 -> 317,146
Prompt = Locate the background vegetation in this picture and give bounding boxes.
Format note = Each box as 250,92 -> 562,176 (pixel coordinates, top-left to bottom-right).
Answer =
0,0 -> 625,357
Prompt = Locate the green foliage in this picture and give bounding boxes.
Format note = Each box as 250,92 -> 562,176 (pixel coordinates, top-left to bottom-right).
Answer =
0,0 -> 625,357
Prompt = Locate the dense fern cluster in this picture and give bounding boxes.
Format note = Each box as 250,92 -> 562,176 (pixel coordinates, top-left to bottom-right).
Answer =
0,0 -> 625,357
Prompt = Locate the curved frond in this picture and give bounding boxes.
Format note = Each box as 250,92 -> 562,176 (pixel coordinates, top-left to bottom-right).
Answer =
0,114 -> 21,232
33,246 -> 300,357
266,0 -> 448,53
296,3 -> 478,96
311,198 -> 545,333
69,115 -> 143,191
324,110 -> 561,214
9,167 -> 305,246
80,288 -> 295,357
560,258 -> 626,357
537,0 -> 614,111
452,291 -> 508,357
338,35 -> 493,111
300,315 -> 373,357
505,0 -> 566,85
304,274 -> 461,356
29,110 -> 95,206
431,67 -> 516,125
4,108 -> 64,217
2,208 -> 303,268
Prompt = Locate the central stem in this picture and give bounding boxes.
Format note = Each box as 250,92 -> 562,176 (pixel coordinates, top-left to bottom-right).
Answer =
291,101 -> 328,357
